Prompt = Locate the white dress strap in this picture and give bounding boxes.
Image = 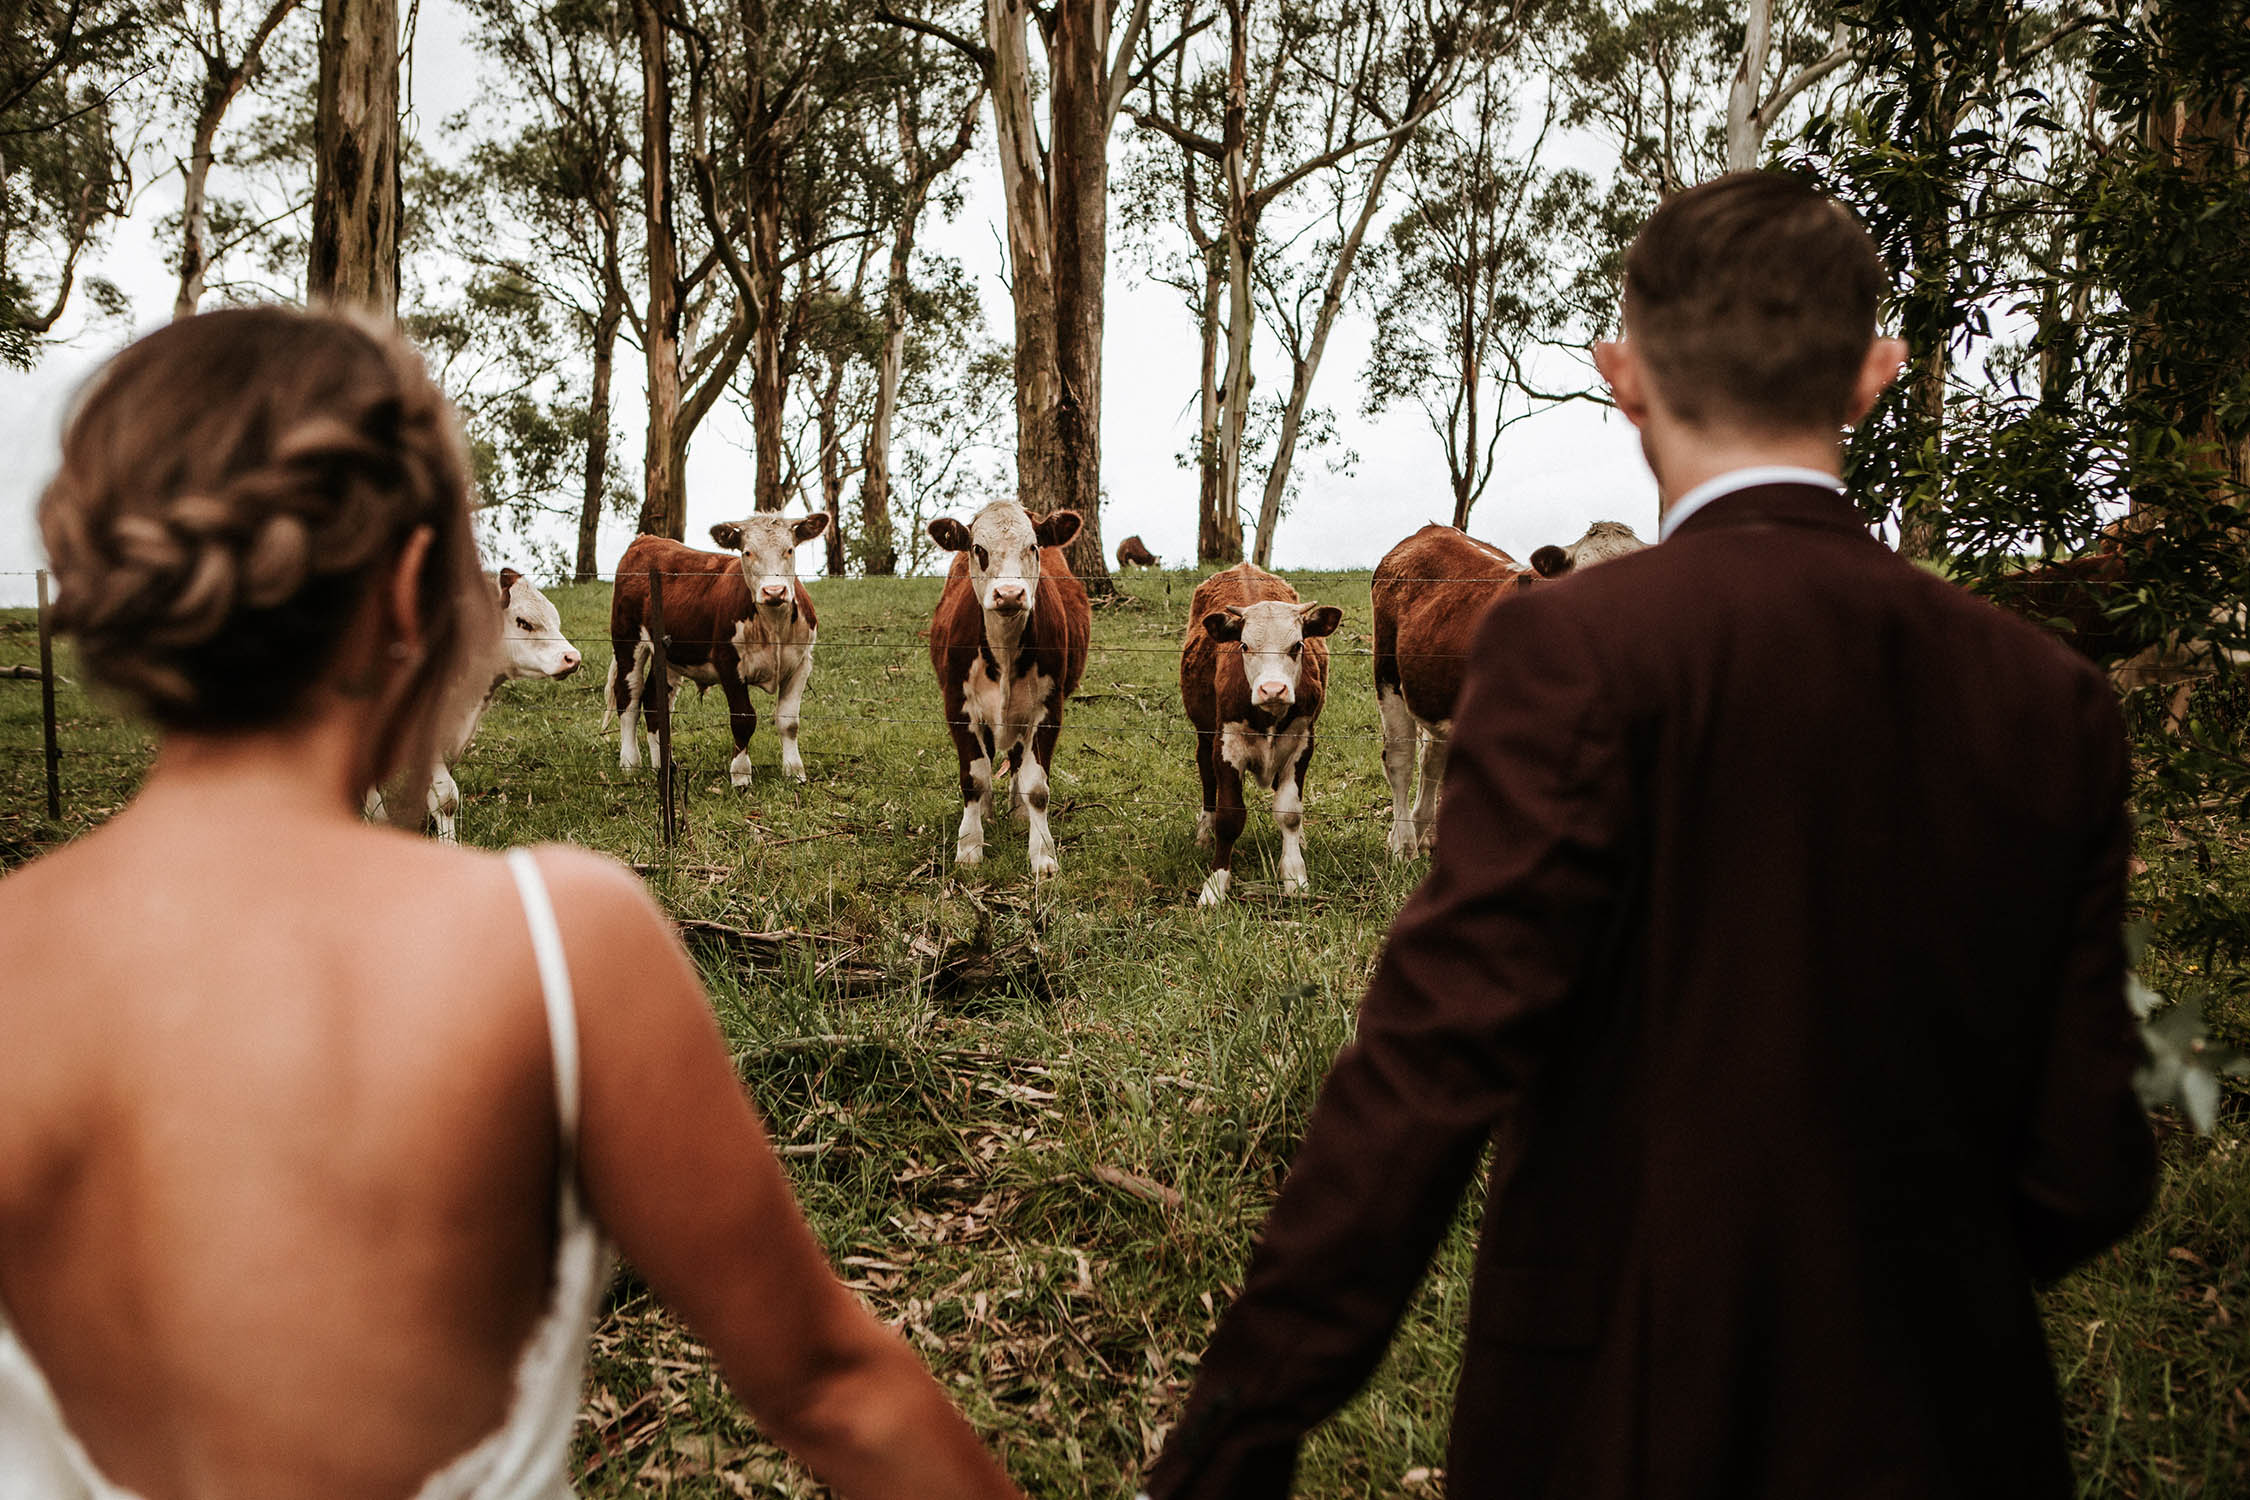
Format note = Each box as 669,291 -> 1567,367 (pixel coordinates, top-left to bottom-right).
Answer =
505,849 -> 581,1149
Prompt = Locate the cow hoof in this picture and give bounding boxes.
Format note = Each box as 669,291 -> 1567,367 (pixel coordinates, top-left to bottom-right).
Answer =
1030,853 -> 1059,878
1198,870 -> 1231,906
784,763 -> 808,784
1386,828 -> 1418,860
956,845 -> 984,867
1281,875 -> 1308,896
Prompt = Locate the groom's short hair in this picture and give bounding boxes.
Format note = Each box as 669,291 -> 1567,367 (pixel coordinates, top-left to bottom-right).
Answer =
1623,172 -> 1887,436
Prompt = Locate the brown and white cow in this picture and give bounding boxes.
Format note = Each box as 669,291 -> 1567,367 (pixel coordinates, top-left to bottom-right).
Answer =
1181,563 -> 1341,905
1529,519 -> 1649,578
1116,534 -> 1160,568
373,568 -> 582,841
1371,524 -> 1538,859
928,502 -> 1089,877
605,513 -> 828,786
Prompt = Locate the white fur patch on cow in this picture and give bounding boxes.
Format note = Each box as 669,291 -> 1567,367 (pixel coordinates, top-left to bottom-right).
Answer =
1219,721 -> 1312,791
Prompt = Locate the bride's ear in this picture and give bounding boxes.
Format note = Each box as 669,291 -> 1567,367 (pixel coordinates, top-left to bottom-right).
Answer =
385,525 -> 435,660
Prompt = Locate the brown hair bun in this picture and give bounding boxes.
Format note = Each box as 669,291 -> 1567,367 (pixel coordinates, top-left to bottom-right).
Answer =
38,306 -> 491,780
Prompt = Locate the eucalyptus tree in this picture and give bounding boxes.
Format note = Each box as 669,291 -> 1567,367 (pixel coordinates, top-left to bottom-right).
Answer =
309,0 -> 398,310
878,0 -> 1166,594
454,0 -> 641,578
1362,73 -> 1593,529
0,0 -> 151,362
160,0 -> 309,317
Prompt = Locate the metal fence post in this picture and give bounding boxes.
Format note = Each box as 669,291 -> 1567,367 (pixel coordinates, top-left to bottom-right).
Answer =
36,569 -> 60,821
646,564 -> 677,849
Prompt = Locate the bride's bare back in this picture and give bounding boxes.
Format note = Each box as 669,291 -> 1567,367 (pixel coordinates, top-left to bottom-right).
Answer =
1,307 -> 1019,1500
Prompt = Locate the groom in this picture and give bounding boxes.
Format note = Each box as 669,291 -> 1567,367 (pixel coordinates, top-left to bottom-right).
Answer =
1146,173 -> 2155,1499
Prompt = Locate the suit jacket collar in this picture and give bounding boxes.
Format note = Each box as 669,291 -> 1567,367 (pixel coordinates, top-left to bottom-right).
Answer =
1666,482 -> 1877,544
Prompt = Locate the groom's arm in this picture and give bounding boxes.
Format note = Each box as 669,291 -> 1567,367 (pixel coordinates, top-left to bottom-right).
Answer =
1147,593 -> 1635,1499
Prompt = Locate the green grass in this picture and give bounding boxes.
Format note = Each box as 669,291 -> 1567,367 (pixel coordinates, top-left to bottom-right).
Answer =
2,569 -> 2242,1498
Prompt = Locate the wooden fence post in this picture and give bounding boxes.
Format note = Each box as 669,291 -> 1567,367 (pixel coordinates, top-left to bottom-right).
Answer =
646,564 -> 677,848
36,570 -> 60,821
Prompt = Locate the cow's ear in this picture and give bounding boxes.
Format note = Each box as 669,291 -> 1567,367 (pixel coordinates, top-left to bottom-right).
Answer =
497,567 -> 521,604
928,517 -> 971,552
1034,509 -> 1083,550
1299,603 -> 1343,639
793,512 -> 832,544
710,522 -> 745,551
1203,608 -> 1245,642
1530,545 -> 1572,578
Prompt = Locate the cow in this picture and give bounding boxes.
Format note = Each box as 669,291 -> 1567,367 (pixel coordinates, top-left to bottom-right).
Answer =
1180,563 -> 1341,905
927,501 -> 1089,877
1529,519 -> 1649,578
604,513 -> 828,786
1371,524 -> 1539,859
372,569 -> 582,842
1117,534 -> 1160,568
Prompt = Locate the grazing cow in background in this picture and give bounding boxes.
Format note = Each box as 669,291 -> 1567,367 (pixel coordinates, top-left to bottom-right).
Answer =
1530,519 -> 1649,578
1180,564 -> 1341,905
374,569 -> 582,842
1371,524 -> 1538,858
928,502 -> 1090,877
1117,534 -> 1160,568
605,513 -> 828,785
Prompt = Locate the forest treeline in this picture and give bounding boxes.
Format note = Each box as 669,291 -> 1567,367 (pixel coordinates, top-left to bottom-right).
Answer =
1,0 -> 2244,600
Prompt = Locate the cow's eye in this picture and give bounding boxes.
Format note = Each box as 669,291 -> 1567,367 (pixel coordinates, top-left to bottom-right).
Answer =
516,617 -> 536,632
973,545 -> 989,569
1287,641 -> 1302,658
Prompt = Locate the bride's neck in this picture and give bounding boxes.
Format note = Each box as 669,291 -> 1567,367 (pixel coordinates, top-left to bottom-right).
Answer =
135,707 -> 380,824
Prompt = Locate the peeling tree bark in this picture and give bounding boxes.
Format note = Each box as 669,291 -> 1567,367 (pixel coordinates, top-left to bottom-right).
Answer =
309,0 -> 399,313
175,0 -> 302,319
633,0 -> 686,537
577,272 -> 625,579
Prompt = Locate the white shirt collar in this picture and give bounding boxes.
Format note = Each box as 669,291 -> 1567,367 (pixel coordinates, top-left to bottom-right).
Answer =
1658,465 -> 1844,543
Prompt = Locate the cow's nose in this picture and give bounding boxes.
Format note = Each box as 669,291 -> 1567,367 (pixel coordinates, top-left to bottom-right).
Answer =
991,585 -> 1026,612
557,652 -> 581,676
1255,680 -> 1290,704
759,584 -> 790,603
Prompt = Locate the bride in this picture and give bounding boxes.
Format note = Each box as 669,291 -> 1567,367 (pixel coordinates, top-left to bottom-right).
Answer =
0,306 -> 1022,1500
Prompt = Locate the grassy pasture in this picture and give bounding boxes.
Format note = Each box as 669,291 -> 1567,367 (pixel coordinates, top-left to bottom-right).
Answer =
1,567 -> 2244,1498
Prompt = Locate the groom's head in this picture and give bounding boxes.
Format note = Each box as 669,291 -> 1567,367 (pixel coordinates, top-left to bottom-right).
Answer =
1596,173 -> 1904,476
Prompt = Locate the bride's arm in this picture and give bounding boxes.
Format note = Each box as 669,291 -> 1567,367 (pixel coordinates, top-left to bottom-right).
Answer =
534,848 -> 1022,1500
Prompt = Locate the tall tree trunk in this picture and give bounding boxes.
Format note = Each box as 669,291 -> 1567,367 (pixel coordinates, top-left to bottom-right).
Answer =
1050,0 -> 1113,593
176,105 -> 223,318
634,0 -> 685,538
1252,133 -> 1404,566
749,164 -> 786,513
817,351 -> 848,574
989,0 -> 1063,530
309,0 -> 399,312
577,275 -> 625,580
1726,0 -> 1775,172
1214,0 -> 1252,561
1195,242 -> 1238,562
860,205 -> 918,577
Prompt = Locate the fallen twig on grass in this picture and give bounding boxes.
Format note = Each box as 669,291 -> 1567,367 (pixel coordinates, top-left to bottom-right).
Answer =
1089,1163 -> 1184,1211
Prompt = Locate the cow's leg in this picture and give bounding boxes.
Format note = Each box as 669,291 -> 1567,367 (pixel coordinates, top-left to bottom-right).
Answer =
774,646 -> 812,782
1378,683 -> 1420,859
1023,720 -> 1062,877
1194,729 -> 1218,848
1276,735 -> 1312,895
949,715 -> 991,868
1413,720 -> 1449,854
600,657 -> 617,735
428,761 -> 461,844
1006,742 -> 1028,825
641,665 -> 674,775
2164,679 -> 2196,736
716,645 -> 758,789
615,638 -> 649,770
1200,752 -> 1247,906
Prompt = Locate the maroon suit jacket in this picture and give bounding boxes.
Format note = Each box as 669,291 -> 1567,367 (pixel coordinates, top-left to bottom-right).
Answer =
1147,484 -> 2155,1500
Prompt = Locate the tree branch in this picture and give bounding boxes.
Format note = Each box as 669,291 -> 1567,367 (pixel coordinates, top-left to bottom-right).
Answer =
872,4 -> 994,75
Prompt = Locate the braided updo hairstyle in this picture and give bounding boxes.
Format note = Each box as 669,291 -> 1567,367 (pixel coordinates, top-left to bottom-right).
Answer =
39,306 -> 493,792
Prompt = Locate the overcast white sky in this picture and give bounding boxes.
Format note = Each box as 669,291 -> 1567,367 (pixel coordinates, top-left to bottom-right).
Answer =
0,0 -> 1657,609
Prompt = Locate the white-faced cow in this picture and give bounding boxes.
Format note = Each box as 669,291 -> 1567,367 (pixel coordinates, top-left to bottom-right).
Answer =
1371,524 -> 1537,859
605,513 -> 828,786
373,568 -> 582,842
927,502 -> 1090,877
1529,519 -> 1648,578
1181,564 -> 1341,905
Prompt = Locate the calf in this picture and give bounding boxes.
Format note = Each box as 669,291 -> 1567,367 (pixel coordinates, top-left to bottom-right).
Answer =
1117,534 -> 1160,568
1371,524 -> 1538,858
375,569 -> 582,841
928,502 -> 1089,877
1529,519 -> 1649,578
605,513 -> 827,785
1180,563 -> 1340,905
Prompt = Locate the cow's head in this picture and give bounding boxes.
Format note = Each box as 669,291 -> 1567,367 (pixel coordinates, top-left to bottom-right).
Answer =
711,513 -> 830,616
1530,519 -> 1648,579
928,502 -> 1082,624
495,569 -> 581,679
1204,600 -> 1342,711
